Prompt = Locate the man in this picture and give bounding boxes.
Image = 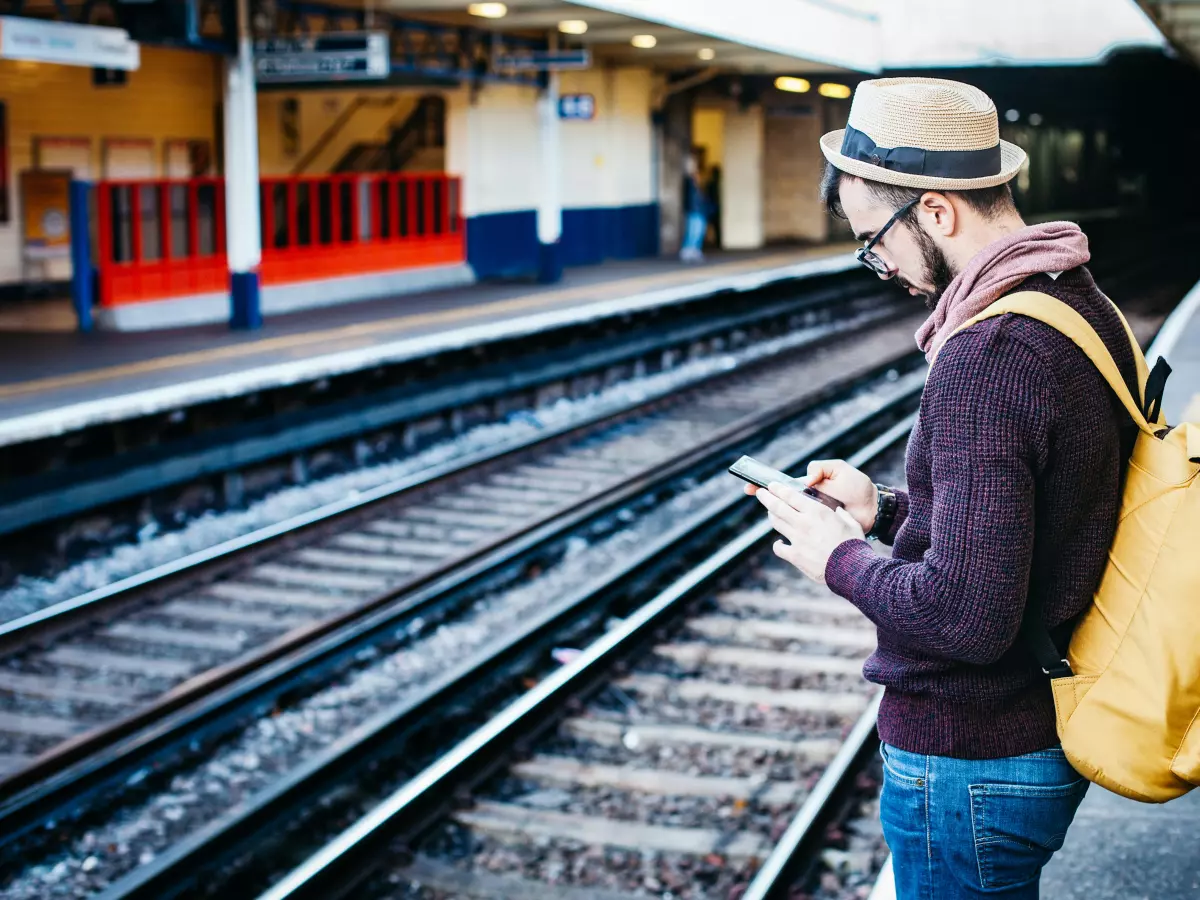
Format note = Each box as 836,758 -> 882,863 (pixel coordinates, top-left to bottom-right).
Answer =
748,78 -> 1139,898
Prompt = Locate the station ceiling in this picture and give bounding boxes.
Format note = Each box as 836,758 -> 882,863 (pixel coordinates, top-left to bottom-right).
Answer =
390,0 -> 1170,75
1139,0 -> 1200,63
388,0 -> 870,74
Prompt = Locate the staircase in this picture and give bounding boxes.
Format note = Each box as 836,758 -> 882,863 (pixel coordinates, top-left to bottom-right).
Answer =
291,96 -> 401,176
335,95 -> 446,174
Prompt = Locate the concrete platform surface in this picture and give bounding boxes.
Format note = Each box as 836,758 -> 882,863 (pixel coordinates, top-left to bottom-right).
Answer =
1151,277 -> 1200,424
871,788 -> 1200,900
0,245 -> 856,446
1040,787 -> 1200,899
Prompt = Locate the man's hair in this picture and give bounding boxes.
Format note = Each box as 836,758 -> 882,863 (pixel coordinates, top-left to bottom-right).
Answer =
819,162 -> 1015,224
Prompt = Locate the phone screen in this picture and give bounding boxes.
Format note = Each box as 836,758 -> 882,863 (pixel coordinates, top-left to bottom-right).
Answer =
728,455 -> 844,510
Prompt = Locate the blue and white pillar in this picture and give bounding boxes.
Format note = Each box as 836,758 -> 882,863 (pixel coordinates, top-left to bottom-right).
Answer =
536,41 -> 563,284
224,0 -> 263,329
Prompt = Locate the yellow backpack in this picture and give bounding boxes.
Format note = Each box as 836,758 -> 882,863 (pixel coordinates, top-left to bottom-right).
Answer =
953,291 -> 1200,803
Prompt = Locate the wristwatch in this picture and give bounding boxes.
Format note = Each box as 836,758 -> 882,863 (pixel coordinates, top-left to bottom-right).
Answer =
866,484 -> 898,542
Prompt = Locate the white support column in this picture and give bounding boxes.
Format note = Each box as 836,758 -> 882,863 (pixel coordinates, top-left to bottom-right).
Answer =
224,0 -> 263,328
536,37 -> 563,283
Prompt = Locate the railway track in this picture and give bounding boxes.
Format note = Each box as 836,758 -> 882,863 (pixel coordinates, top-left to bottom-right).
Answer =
0,308 -> 925,889
1,375 -> 921,900
242,416 -> 912,900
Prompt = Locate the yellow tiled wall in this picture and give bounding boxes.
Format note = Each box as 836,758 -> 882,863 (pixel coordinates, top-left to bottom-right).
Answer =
0,46 -> 220,285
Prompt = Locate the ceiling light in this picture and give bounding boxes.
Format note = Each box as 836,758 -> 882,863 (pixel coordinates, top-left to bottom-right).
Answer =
467,3 -> 506,18
698,48 -> 715,61
558,19 -> 588,35
774,76 -> 810,93
631,34 -> 657,49
818,82 -> 851,99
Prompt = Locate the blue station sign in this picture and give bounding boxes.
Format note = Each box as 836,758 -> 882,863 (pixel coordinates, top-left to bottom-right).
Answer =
558,93 -> 596,120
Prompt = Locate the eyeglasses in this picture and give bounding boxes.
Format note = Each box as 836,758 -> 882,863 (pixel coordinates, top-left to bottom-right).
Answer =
855,197 -> 920,278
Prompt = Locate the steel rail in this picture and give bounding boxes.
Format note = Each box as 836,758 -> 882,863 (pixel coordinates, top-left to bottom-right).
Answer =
245,417 -> 916,900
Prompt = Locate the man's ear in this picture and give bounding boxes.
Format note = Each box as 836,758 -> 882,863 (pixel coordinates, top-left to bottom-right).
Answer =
919,191 -> 957,237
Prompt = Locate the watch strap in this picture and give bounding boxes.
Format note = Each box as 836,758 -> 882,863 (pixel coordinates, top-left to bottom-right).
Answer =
866,484 -> 898,542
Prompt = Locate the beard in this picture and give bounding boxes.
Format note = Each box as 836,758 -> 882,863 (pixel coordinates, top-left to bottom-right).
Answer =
898,225 -> 956,312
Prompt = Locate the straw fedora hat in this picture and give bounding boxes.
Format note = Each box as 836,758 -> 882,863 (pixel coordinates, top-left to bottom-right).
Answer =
820,77 -> 1026,191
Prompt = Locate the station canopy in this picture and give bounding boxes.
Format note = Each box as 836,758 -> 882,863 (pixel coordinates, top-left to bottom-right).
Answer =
392,0 -> 1165,74
1137,0 -> 1200,64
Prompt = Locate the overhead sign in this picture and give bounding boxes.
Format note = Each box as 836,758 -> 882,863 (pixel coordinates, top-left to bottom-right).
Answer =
0,16 -> 139,70
495,48 -> 591,71
558,93 -> 595,120
255,32 -> 389,83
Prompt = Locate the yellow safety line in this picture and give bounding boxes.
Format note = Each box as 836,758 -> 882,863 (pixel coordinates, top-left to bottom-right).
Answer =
0,249 -> 840,401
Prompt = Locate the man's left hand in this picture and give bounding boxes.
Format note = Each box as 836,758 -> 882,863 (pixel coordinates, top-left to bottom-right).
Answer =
753,481 -> 866,584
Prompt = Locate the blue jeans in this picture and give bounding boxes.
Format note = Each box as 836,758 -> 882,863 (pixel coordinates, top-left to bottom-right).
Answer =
880,743 -> 1088,899
681,211 -> 707,256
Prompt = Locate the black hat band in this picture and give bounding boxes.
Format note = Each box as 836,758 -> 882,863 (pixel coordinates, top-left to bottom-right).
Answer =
840,124 -> 1002,179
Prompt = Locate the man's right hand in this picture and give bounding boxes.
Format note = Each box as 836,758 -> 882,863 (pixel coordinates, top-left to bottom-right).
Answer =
804,459 -> 878,533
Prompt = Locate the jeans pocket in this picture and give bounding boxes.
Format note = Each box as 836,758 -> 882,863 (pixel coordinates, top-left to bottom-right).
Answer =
969,778 -> 1088,890
880,743 -> 927,787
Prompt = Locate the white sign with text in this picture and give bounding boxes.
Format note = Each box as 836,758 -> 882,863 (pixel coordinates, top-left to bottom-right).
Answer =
0,16 -> 139,70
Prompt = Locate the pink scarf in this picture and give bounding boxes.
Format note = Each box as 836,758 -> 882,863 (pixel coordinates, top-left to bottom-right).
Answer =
916,221 -> 1091,363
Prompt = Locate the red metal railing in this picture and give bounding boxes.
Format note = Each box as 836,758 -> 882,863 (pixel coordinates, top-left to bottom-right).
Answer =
96,177 -> 227,308
259,173 -> 463,286
94,173 -> 464,307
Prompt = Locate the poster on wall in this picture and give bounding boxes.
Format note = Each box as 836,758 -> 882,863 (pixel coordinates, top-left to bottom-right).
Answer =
102,137 -> 154,179
164,139 -> 213,178
188,139 -> 213,176
35,136 -> 93,179
0,102 -> 9,224
21,169 -> 73,260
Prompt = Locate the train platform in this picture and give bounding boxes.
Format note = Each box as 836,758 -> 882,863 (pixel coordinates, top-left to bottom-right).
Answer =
869,276 -> 1200,899
0,244 -> 855,448
1155,278 -> 1200,425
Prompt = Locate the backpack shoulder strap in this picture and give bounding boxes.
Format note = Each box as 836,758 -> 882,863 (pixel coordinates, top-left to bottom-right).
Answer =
947,290 -> 1158,436
1104,294 -> 1151,403
945,289 -> 1160,682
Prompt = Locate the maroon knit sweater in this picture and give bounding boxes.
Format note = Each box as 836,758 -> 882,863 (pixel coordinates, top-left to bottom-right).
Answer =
826,268 -> 1139,759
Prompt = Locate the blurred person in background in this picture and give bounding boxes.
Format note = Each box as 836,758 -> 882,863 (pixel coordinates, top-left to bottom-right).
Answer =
706,164 -> 723,249
680,150 -> 709,263
747,77 -> 1139,898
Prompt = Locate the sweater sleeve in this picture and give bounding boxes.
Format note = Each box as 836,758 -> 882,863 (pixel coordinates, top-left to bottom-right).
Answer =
825,325 -> 1058,665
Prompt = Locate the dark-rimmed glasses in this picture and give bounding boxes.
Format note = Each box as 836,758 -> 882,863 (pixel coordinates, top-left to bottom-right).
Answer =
855,197 -> 920,278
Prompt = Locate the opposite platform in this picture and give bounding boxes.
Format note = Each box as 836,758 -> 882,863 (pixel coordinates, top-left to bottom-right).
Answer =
0,245 -> 856,448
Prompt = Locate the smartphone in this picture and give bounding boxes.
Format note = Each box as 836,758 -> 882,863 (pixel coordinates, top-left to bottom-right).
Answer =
728,455 -> 844,511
